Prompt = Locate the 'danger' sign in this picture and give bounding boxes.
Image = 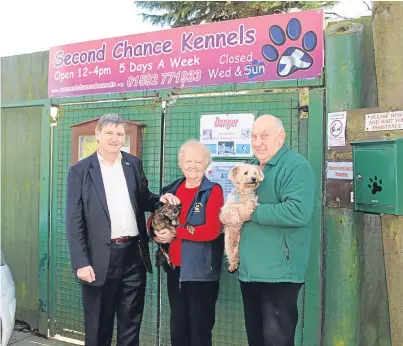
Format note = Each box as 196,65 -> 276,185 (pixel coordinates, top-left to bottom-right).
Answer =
200,113 -> 254,158
48,10 -> 323,97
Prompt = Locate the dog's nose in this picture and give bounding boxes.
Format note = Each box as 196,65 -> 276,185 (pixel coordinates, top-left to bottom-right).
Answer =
251,177 -> 256,182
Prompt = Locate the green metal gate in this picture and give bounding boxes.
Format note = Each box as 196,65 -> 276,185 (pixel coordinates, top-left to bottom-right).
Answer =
1,102 -> 51,334
160,91 -> 302,345
50,97 -> 162,345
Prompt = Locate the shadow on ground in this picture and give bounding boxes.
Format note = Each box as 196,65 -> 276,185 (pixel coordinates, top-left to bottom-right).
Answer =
9,331 -> 74,346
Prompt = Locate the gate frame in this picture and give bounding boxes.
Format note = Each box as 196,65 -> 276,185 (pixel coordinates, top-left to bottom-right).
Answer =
305,88 -> 325,346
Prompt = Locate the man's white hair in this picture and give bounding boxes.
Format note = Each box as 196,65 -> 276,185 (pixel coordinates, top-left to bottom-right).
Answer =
275,117 -> 285,132
178,139 -> 212,169
257,114 -> 285,133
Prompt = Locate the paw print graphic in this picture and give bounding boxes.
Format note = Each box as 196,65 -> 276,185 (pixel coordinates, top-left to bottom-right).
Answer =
261,18 -> 317,77
244,59 -> 266,79
368,176 -> 383,195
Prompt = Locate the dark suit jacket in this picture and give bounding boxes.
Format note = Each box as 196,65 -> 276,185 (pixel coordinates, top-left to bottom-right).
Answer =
66,151 -> 160,286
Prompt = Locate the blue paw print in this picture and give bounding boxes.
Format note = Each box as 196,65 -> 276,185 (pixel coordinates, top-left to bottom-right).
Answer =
261,18 -> 317,77
244,59 -> 266,79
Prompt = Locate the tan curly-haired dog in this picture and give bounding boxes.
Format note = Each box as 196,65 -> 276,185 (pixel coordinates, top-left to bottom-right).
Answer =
220,164 -> 264,272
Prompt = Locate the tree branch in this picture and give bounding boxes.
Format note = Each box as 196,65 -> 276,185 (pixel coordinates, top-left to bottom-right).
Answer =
135,1 -> 342,28
325,11 -> 354,20
363,0 -> 372,12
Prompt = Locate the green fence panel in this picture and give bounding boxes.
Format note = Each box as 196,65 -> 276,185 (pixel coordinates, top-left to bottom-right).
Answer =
161,91 -> 300,346
50,98 -> 162,345
1,107 -> 42,329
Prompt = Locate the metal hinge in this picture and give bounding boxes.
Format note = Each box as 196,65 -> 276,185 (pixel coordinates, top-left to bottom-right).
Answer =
299,105 -> 309,119
298,105 -> 309,113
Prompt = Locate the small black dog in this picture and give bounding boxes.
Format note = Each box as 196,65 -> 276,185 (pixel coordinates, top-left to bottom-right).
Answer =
149,201 -> 182,269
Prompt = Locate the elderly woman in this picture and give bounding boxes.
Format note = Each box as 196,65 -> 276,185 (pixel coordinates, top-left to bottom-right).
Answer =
152,140 -> 224,346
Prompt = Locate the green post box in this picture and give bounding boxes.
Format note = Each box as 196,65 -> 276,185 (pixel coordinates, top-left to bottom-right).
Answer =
351,137 -> 403,215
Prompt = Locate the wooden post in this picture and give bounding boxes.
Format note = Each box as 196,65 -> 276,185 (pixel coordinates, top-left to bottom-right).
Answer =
381,215 -> 403,345
373,2 -> 403,344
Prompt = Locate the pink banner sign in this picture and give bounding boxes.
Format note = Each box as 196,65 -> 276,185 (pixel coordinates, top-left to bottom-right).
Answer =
48,9 -> 323,97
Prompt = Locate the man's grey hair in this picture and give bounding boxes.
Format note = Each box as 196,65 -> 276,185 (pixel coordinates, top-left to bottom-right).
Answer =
178,139 -> 212,169
95,113 -> 127,132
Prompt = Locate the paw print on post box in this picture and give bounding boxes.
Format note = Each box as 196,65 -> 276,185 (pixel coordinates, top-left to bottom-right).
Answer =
261,18 -> 317,77
368,176 -> 383,195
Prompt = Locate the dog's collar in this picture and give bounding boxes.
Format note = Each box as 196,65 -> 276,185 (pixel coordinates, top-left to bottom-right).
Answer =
233,184 -> 259,201
233,190 -> 253,202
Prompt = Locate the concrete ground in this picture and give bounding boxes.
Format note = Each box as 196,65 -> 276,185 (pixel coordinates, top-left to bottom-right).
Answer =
9,331 -> 75,346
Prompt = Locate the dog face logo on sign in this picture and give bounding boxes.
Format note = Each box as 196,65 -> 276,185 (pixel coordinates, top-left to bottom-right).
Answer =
194,202 -> 203,213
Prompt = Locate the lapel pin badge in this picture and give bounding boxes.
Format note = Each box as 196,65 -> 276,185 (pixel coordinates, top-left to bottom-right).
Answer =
125,161 -> 130,165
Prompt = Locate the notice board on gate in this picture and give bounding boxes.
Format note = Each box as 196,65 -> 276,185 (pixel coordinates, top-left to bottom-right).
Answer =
201,113 -> 255,199
48,9 -> 324,98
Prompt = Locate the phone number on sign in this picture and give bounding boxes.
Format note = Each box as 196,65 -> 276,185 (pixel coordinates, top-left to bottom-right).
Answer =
126,70 -> 202,88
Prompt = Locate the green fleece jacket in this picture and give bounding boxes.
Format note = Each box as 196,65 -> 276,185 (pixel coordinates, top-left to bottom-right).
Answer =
238,143 -> 317,283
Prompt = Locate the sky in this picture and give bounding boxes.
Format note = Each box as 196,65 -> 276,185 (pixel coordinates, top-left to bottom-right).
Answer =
0,0 -> 372,57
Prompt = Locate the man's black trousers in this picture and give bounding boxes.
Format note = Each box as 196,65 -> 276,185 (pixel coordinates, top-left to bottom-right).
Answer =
81,239 -> 146,346
240,281 -> 302,346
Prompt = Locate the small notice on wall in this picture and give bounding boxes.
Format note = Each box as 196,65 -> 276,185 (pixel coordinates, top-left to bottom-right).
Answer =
365,111 -> 403,131
326,161 -> 353,180
200,113 -> 254,158
327,111 -> 347,147
205,161 -> 239,199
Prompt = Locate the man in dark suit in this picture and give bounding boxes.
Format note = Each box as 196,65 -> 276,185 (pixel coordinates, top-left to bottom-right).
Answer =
66,113 -> 179,346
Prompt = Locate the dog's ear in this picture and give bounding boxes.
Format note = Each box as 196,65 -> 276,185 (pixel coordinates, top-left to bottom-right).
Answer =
257,167 -> 265,181
152,201 -> 164,212
229,166 -> 240,182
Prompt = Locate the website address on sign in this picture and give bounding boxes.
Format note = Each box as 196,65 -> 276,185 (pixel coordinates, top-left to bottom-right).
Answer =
51,81 -> 124,94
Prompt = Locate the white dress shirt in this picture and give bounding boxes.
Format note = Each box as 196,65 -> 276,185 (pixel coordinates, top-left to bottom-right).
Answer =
97,152 -> 139,239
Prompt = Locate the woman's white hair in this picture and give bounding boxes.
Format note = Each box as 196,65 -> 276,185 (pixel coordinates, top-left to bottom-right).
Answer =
178,139 -> 212,169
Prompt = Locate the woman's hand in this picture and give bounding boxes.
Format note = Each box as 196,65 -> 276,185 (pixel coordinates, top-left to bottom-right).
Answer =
160,193 -> 181,205
154,229 -> 175,244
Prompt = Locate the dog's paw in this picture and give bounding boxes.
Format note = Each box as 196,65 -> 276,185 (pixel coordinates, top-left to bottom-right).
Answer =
228,263 -> 239,273
229,208 -> 242,224
168,226 -> 177,236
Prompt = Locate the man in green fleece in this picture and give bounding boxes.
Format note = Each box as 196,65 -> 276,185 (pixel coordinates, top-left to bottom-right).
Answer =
222,115 -> 317,346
